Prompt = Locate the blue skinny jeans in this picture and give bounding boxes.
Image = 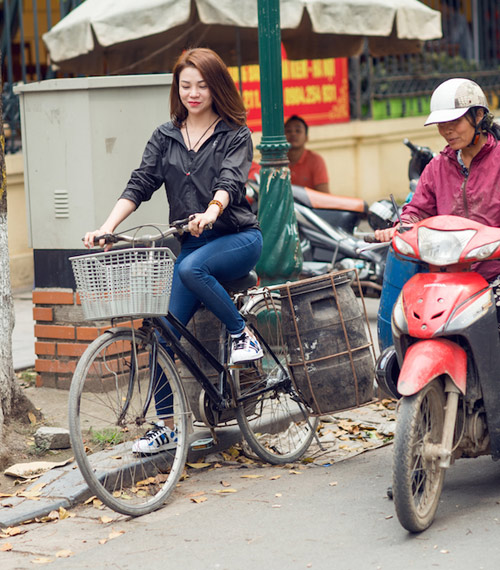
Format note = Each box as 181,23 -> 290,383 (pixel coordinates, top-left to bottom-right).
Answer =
154,228 -> 263,417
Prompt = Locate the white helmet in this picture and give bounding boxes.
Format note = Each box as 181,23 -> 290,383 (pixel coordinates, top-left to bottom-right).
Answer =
425,78 -> 489,126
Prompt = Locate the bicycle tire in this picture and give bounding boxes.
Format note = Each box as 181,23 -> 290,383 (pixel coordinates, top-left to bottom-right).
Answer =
235,297 -> 319,464
68,327 -> 189,516
392,380 -> 447,532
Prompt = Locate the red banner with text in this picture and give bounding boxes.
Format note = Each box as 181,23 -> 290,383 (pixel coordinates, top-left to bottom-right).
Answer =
229,55 -> 350,132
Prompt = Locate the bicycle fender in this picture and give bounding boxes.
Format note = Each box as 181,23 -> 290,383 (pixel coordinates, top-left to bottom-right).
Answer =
397,339 -> 467,396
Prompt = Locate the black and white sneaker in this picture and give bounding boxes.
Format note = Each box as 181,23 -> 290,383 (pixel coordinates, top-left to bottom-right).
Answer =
230,332 -> 264,364
132,420 -> 178,455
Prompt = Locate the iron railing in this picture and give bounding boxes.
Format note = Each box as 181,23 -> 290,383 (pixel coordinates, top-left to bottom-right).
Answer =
1,0 -> 84,153
2,0 -> 500,152
350,0 -> 500,119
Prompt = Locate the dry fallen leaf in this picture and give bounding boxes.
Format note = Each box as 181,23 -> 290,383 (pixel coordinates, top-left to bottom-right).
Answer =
39,510 -> 60,523
215,488 -> 237,494
2,526 -> 23,537
191,496 -> 208,504
100,516 -> 114,524
225,447 -> 241,459
289,470 -> 302,475
58,507 -> 73,520
329,481 -> 338,487
220,480 -> 232,487
0,542 -> 13,552
28,411 -> 37,425
31,557 -> 54,564
18,482 -> 47,500
56,550 -> 74,558
240,474 -> 263,479
270,475 -> 281,480
187,463 -> 211,469
108,530 -> 125,540
136,477 -> 156,487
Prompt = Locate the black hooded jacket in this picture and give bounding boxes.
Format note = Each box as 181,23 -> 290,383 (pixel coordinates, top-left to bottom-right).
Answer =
120,120 -> 260,235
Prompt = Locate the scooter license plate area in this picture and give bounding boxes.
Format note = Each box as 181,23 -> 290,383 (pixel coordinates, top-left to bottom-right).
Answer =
403,272 -> 488,338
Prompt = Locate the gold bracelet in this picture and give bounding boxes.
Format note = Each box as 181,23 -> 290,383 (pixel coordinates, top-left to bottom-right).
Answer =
208,199 -> 224,216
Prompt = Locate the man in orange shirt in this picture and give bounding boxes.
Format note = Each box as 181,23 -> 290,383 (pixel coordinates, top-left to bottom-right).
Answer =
284,115 -> 330,193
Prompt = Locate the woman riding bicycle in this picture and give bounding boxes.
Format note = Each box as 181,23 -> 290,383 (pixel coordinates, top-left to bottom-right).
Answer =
84,48 -> 263,454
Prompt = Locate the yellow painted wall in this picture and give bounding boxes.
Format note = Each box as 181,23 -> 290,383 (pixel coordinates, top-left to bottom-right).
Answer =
6,153 -> 33,290
252,115 -> 444,205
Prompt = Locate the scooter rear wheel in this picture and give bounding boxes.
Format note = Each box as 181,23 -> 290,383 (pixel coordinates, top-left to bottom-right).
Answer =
393,380 -> 446,532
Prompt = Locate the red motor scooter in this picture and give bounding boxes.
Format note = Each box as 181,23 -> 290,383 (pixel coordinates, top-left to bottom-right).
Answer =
388,215 -> 500,533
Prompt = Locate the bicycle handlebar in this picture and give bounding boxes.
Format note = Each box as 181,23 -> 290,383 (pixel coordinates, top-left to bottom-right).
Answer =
86,216 -> 213,247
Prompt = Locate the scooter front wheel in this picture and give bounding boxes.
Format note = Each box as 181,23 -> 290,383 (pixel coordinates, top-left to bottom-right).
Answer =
392,380 -> 446,532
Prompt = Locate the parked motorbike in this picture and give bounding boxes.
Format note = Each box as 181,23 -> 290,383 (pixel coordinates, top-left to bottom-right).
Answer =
380,215 -> 500,533
246,178 -> 388,293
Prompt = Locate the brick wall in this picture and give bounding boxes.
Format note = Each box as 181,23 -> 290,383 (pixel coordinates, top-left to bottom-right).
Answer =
32,288 -> 141,389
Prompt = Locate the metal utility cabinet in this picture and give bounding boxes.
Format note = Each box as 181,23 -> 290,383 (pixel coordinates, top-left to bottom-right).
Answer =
15,74 -> 173,287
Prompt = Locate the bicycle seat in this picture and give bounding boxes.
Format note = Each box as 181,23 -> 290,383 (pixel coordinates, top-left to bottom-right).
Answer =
221,270 -> 258,292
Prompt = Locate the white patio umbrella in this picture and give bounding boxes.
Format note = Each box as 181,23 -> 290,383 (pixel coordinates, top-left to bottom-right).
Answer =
43,0 -> 442,75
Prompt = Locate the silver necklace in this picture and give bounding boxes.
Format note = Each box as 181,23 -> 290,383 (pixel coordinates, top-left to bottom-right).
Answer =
185,117 -> 219,151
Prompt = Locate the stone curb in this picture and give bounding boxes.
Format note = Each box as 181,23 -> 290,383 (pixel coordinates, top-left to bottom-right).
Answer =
0,425 -> 243,528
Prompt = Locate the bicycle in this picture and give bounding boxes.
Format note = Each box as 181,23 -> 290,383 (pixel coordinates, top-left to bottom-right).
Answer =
69,218 -> 319,516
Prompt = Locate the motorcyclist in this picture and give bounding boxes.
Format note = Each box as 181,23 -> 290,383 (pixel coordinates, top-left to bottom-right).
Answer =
374,78 -> 500,321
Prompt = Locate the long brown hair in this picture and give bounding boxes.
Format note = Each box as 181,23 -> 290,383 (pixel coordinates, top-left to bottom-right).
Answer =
170,48 -> 247,128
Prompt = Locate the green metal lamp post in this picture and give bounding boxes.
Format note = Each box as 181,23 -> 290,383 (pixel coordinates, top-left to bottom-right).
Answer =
255,0 -> 303,285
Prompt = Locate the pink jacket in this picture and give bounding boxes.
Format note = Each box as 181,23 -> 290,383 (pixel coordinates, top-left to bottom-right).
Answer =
401,134 -> 500,281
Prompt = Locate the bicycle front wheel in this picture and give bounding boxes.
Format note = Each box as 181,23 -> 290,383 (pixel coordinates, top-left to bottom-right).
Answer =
236,297 -> 319,464
68,328 -> 189,516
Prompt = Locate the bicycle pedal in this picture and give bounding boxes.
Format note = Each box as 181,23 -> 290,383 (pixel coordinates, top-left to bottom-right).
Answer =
190,437 -> 215,451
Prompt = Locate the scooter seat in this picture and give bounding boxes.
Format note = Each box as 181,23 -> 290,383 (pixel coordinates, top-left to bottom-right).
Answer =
293,185 -> 368,214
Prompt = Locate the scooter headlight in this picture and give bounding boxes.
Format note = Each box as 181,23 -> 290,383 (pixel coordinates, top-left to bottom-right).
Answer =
418,227 -> 476,265
465,240 -> 500,261
393,235 -> 416,258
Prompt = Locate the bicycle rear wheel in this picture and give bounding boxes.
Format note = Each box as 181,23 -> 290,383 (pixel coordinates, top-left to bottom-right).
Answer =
68,327 -> 189,516
235,297 -> 319,464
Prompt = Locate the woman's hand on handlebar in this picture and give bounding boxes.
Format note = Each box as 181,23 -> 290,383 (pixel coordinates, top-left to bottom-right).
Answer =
188,209 -> 218,237
374,226 -> 398,243
84,228 -> 115,251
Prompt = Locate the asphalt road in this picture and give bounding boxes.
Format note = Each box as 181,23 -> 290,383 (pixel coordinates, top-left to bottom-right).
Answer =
4,443 -> 500,569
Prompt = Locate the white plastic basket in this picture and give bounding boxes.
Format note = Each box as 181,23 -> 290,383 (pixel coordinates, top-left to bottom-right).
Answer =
70,248 -> 175,320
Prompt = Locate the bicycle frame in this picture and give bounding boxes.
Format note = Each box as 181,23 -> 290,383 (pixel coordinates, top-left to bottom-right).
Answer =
141,309 -> 291,416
